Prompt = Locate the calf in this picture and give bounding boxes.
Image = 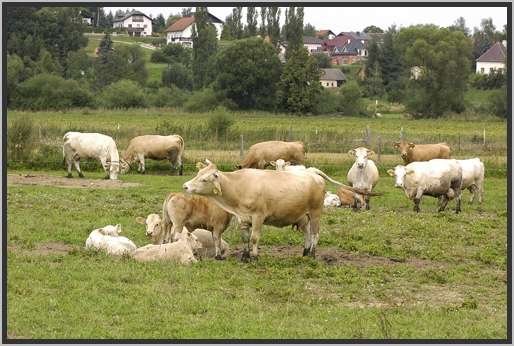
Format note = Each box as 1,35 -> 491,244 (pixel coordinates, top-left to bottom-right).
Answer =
393,140 -> 451,164
336,187 -> 366,210
324,191 -> 341,208
133,231 -> 202,265
85,224 -> 137,256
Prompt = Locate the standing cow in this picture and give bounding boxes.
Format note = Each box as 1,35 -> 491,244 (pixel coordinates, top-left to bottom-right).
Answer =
347,147 -> 380,210
63,132 -> 121,180
457,158 -> 485,204
237,141 -> 305,169
120,135 -> 184,175
393,140 -> 451,164
388,159 -> 463,213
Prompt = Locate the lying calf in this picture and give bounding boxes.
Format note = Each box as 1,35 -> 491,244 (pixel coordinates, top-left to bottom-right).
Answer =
336,187 -> 367,210
85,224 -> 137,256
324,191 -> 341,208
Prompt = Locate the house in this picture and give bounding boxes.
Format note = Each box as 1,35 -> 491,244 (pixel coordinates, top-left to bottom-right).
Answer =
476,41 -> 507,74
165,12 -> 224,47
330,40 -> 367,65
303,36 -> 323,54
320,68 -> 346,88
113,10 -> 153,37
316,30 -> 335,40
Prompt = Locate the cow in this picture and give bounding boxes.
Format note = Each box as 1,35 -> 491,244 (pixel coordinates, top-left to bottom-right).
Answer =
63,132 -> 121,180
271,159 -> 346,186
237,141 -> 305,169
457,158 -> 485,204
387,159 -> 463,213
183,159 -> 327,261
135,214 -> 230,259
324,191 -> 341,208
120,135 -> 184,175
85,224 -> 137,256
135,192 -> 232,259
133,230 -> 202,265
393,140 -> 451,164
347,147 -> 380,210
336,187 -> 366,210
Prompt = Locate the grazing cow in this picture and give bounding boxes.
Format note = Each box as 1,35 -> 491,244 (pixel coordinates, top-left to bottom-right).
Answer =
347,147 -> 380,210
324,191 -> 341,208
393,140 -> 451,164
85,224 -> 137,256
336,187 -> 366,210
183,160 -> 325,260
136,192 -> 232,259
63,132 -> 121,180
120,135 -> 184,175
136,214 -> 230,259
388,159 -> 463,213
238,141 -> 305,169
271,159 -> 346,186
133,231 -> 202,265
457,158 -> 485,204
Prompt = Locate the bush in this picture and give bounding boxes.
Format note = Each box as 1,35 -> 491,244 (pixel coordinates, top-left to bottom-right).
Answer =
99,79 -> 146,108
183,88 -> 223,112
147,86 -> 190,108
161,63 -> 193,90
15,73 -> 92,110
207,107 -> 234,138
470,71 -> 506,90
313,89 -> 340,114
150,50 -> 168,63
488,87 -> 507,118
8,116 -> 35,162
339,81 -> 367,116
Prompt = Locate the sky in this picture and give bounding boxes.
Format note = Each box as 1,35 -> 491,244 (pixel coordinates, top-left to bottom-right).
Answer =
104,6 -> 508,33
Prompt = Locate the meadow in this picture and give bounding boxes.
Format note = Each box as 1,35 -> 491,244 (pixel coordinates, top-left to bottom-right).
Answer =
6,109 -> 509,340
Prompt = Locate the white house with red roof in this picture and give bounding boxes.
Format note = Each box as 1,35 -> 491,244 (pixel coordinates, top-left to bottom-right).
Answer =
165,12 -> 224,47
476,41 -> 507,74
113,10 -> 153,37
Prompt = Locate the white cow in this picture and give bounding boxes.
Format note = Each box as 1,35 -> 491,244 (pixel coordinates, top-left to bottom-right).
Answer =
271,159 -> 346,186
136,214 -> 230,258
347,147 -> 380,210
457,158 -> 485,204
324,191 -> 341,208
388,159 -> 463,213
63,132 -> 121,180
85,224 -> 137,256
132,230 -> 202,265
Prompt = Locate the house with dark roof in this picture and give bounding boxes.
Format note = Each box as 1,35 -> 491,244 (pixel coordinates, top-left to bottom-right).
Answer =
476,41 -> 507,74
320,68 -> 346,88
113,10 -> 153,37
165,12 -> 224,47
303,36 -> 324,54
330,40 -> 367,65
315,30 -> 335,40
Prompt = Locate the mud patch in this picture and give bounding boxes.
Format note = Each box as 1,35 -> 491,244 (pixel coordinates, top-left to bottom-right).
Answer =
9,242 -> 76,256
8,173 -> 140,189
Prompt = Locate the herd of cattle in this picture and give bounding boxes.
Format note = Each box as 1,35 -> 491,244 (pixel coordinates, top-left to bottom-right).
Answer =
64,131 -> 485,263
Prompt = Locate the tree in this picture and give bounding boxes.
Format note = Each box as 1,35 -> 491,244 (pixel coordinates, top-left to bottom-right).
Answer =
161,62 -> 193,90
153,13 -> 166,33
231,7 -> 244,39
34,49 -> 62,75
339,81 -> 366,115
191,7 -> 218,89
215,37 -> 282,109
106,11 -> 114,28
259,7 -> 267,37
364,39 -> 384,97
312,53 -> 331,68
449,17 -> 470,36
266,7 -> 281,48
303,23 -> 316,36
278,47 -> 322,114
245,6 -> 258,37
221,13 -> 235,40
363,25 -> 384,33
65,49 -> 93,80
181,8 -> 193,17
166,13 -> 181,27
378,26 -> 403,100
7,54 -> 25,105
284,7 -> 304,60
472,18 -> 501,60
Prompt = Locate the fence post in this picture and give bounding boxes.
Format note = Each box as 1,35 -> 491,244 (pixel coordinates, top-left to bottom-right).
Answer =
400,127 -> 405,140
239,134 -> 244,159
458,134 -> 461,154
288,126 -> 292,141
483,128 -> 486,147
364,126 -> 371,146
377,135 -> 382,163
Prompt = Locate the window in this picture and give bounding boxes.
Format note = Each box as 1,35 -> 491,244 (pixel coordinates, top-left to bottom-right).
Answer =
480,67 -> 484,73
132,15 -> 144,22
490,67 -> 494,73
144,24 -> 147,28
128,24 -> 132,28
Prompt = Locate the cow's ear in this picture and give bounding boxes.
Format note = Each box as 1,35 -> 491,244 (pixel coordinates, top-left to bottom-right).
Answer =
408,143 -> 415,149
367,150 -> 375,157
393,142 -> 400,149
196,162 -> 206,170
387,169 -> 395,176
115,224 -> 122,234
348,149 -> 356,157
135,217 -> 146,225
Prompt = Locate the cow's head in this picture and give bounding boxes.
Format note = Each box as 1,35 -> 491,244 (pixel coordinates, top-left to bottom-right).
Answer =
183,159 -> 222,196
99,224 -> 122,236
349,147 -> 375,169
270,159 -> 289,171
393,141 -> 415,161
136,214 -> 162,243
387,165 -> 414,188
174,228 -> 203,254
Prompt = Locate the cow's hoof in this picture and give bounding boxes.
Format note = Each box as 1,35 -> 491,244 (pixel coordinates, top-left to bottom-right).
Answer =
215,254 -> 226,261
241,251 -> 251,262
303,248 -> 310,256
66,174 -> 72,178
78,173 -> 85,178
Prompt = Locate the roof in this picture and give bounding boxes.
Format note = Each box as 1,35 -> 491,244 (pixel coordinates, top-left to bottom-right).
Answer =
476,42 -> 507,63
165,12 -> 224,32
113,10 -> 152,22
338,31 -> 369,41
332,40 -> 365,55
320,68 -> 346,81
316,30 -> 335,38
303,36 -> 323,45
323,35 -> 351,48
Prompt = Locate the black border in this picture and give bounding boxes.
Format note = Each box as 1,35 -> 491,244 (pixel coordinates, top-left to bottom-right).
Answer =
2,1 -> 511,344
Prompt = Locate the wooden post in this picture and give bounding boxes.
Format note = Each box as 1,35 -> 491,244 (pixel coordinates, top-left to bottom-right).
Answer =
483,128 -> 486,147
377,135 -> 382,163
458,134 -> 461,154
288,126 -> 292,141
400,127 -> 404,140
239,134 -> 244,159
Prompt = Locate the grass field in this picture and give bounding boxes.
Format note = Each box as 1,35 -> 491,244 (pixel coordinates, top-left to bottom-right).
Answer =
6,168 -> 507,339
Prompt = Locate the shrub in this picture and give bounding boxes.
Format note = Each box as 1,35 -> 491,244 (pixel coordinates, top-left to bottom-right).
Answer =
8,116 -> 35,162
161,63 -> 193,90
207,107 -> 234,138
15,73 -> 92,110
150,50 -> 168,63
339,81 -> 367,116
471,70 -> 506,90
183,88 -> 222,112
313,89 -> 340,115
488,87 -> 507,118
99,79 -> 146,108
147,86 -> 190,108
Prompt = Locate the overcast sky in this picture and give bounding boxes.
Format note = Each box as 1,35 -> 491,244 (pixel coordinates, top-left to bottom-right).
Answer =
104,6 -> 508,33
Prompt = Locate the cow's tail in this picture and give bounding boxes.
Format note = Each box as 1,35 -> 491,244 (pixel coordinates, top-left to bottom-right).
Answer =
309,168 -> 346,186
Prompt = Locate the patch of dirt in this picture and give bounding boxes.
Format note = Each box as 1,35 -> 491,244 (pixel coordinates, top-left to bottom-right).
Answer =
229,245 -> 437,268
9,242 -> 76,256
8,173 -> 140,189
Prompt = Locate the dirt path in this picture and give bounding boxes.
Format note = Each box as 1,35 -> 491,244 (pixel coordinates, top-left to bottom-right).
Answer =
7,173 -> 141,189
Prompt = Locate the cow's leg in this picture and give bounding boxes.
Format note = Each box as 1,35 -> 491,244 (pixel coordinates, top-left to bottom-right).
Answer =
212,227 -> 225,260
65,157 -> 73,178
138,154 -> 145,174
298,215 -> 312,256
250,215 -> 265,258
365,195 -> 370,210
451,178 -> 462,214
99,157 -> 110,179
477,176 -> 484,204
413,188 -> 424,213
240,220 -> 252,262
307,210 -> 321,258
73,159 -> 84,178
438,195 -> 449,212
